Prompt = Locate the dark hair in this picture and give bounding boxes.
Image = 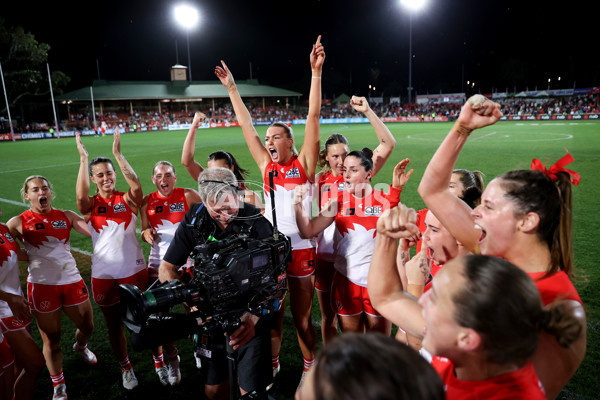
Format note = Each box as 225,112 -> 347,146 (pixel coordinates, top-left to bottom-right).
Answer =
89,157 -> 114,176
453,168 -> 485,208
497,169 -> 573,277
452,255 -> 581,365
153,160 -> 176,176
313,332 -> 444,400
208,151 -> 249,183
318,134 -> 349,169
346,148 -> 373,172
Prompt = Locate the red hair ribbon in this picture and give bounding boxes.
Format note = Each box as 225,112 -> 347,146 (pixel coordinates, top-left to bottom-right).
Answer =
531,150 -> 581,186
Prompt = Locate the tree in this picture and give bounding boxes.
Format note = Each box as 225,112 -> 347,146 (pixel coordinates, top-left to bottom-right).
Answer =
0,17 -> 69,117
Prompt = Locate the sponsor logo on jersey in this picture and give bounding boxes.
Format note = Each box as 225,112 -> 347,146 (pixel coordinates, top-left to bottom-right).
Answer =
51,220 -> 68,229
113,203 -> 127,213
35,223 -> 45,230
169,202 -> 185,213
364,206 -> 382,216
136,258 -> 144,265
3,233 -> 14,242
338,182 -> 346,191
285,168 -> 301,179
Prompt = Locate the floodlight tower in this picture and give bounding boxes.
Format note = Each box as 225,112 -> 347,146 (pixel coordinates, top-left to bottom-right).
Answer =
400,0 -> 426,104
174,4 -> 200,82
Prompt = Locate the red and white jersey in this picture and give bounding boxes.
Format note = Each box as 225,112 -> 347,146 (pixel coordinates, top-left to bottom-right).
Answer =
0,224 -> 22,319
431,357 -> 545,399
333,186 -> 401,287
20,209 -> 81,285
145,188 -> 190,270
263,156 -> 315,250
88,192 -> 146,279
316,170 -> 345,262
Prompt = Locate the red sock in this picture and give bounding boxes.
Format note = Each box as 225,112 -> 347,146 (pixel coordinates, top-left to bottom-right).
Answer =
51,371 -> 65,387
153,353 -> 165,369
303,357 -> 314,372
119,356 -> 133,371
272,353 -> 280,369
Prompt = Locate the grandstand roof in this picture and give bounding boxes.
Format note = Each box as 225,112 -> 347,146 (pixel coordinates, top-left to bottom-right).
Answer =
56,80 -> 302,102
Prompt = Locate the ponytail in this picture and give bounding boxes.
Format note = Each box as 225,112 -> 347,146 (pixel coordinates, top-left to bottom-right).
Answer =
539,300 -> 582,348
552,172 -> 574,277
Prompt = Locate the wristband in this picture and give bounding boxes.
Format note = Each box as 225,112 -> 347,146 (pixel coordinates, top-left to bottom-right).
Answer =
312,76 -> 321,79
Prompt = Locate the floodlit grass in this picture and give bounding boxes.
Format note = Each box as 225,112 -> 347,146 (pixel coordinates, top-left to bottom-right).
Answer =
1,120 -> 598,399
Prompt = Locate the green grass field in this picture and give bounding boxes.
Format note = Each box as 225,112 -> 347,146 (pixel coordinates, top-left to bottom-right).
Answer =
1,120 -> 599,399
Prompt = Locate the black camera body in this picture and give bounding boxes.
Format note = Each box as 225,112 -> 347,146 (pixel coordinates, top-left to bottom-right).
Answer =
120,232 -> 290,350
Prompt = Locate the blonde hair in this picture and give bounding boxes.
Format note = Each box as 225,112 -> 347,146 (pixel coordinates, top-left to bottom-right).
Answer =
270,122 -> 298,156
20,175 -> 53,203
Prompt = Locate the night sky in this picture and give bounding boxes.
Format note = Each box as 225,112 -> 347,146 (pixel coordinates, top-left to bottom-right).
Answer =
3,0 -> 598,100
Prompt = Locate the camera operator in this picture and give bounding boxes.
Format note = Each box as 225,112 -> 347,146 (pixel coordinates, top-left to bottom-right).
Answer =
158,167 -> 273,400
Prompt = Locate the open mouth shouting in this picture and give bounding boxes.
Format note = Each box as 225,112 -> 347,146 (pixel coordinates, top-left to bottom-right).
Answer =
269,147 -> 280,162
39,196 -> 49,208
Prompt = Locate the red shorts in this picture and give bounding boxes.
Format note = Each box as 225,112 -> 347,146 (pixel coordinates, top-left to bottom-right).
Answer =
27,279 -> 89,313
287,248 -> 316,278
331,271 -> 380,317
91,269 -> 148,307
0,315 -> 31,333
315,259 -> 335,292
0,336 -> 14,372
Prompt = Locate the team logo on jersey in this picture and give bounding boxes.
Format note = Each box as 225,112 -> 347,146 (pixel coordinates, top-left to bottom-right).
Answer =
285,168 -> 301,179
136,258 -> 144,265
51,220 -> 68,229
98,206 -> 107,214
271,170 -> 279,178
344,208 -> 356,216
155,206 -> 163,214
364,206 -> 382,217
113,203 -> 127,213
322,184 -> 331,193
35,223 -> 45,230
169,202 -> 185,213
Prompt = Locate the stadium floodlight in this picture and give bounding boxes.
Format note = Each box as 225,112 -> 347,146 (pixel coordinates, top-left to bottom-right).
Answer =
400,0 -> 427,104
174,4 -> 200,82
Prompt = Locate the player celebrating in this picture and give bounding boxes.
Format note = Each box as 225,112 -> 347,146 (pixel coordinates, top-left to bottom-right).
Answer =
75,128 -> 147,390
295,154 -> 409,337
314,100 -> 397,344
215,35 -> 324,385
6,177 -> 96,400
140,160 -> 202,385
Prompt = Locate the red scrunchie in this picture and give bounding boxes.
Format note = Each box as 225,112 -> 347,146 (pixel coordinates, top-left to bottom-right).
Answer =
531,150 -> 580,186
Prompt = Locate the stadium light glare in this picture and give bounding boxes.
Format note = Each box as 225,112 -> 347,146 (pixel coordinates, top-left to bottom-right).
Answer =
174,4 -> 200,30
174,4 -> 200,82
400,0 -> 426,104
400,0 -> 427,11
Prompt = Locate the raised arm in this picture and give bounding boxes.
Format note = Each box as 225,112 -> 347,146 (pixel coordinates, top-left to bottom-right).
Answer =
112,127 -> 143,212
181,112 -> 207,181
215,61 -> 271,173
64,210 -> 91,237
417,95 -> 502,253
75,132 -> 94,217
139,195 -> 157,246
350,96 -> 397,177
298,35 -> 325,182
293,185 -> 335,238
367,205 -> 424,338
